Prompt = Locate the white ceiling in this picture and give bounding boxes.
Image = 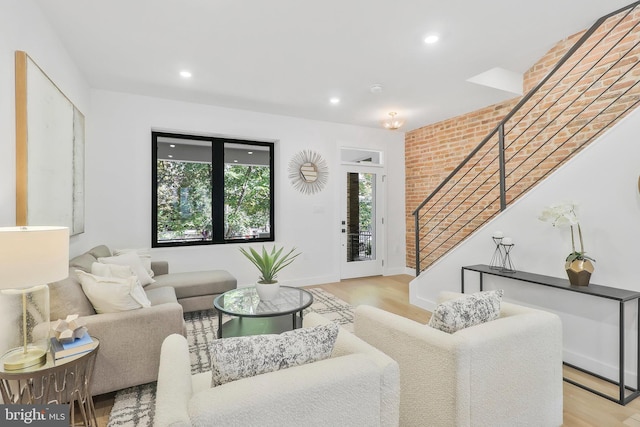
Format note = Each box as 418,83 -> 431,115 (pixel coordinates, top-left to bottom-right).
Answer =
33,0 -> 633,130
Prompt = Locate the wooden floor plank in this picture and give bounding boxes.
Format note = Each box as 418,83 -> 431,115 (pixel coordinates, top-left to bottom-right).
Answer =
93,274 -> 640,426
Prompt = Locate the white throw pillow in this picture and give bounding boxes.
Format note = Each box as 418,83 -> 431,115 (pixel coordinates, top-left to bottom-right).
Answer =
113,248 -> 154,278
90,262 -> 151,308
98,252 -> 155,286
428,289 -> 504,334
210,322 -> 339,387
75,270 -> 146,314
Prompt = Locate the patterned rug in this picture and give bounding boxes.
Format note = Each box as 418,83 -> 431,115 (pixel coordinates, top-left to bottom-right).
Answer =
107,288 -> 354,426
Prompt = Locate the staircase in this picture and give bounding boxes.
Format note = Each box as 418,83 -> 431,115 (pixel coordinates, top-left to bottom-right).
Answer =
411,1 -> 640,275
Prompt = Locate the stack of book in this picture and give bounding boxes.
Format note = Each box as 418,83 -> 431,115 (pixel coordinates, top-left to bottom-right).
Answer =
50,332 -> 94,360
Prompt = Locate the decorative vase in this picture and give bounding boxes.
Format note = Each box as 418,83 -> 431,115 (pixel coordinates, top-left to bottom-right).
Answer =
255,282 -> 280,301
565,259 -> 594,286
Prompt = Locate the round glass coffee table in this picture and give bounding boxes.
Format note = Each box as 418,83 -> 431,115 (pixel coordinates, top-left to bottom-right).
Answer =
214,286 -> 313,338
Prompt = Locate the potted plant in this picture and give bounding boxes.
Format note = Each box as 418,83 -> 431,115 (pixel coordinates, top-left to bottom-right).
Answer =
239,245 -> 301,301
539,202 -> 595,286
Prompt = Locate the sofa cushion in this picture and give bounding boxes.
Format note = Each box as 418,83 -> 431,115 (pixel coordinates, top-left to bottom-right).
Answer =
150,261 -> 169,276
49,268 -> 96,320
91,262 -> 151,308
146,286 -> 180,305
428,289 -> 504,334
87,245 -> 112,260
148,270 -> 236,298
70,253 -> 99,273
98,252 -> 155,286
68,245 -> 111,272
113,248 -> 155,278
76,270 -> 147,314
210,322 -> 339,387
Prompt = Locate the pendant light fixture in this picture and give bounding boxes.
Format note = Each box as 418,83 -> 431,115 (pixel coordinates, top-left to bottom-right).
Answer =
383,112 -> 404,130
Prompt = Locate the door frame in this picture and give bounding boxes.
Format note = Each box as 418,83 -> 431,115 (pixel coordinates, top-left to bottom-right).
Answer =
338,160 -> 386,279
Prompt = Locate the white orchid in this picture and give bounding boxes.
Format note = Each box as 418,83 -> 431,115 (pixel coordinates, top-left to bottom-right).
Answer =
538,203 -> 579,227
539,202 -> 594,263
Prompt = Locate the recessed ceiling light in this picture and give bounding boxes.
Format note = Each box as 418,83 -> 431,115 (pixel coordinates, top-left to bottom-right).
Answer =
169,144 -> 176,148
179,70 -> 192,78
248,151 -> 253,154
330,97 -> 340,105
234,159 -> 238,163
424,34 -> 440,44
168,154 -> 173,158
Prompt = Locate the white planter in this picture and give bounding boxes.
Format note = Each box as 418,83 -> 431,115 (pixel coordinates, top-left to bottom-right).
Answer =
255,282 -> 280,301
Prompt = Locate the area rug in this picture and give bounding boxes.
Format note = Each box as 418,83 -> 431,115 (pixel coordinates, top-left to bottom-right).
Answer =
107,288 -> 354,426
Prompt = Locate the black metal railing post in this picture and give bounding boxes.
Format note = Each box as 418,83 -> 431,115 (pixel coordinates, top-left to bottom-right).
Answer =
415,213 -> 420,275
411,1 -> 640,277
498,124 -> 507,211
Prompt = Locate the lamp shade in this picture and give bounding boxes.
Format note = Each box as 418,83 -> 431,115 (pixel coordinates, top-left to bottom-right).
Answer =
0,226 -> 69,289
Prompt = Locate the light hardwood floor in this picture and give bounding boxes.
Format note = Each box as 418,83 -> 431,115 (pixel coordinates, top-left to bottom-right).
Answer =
93,274 -> 640,426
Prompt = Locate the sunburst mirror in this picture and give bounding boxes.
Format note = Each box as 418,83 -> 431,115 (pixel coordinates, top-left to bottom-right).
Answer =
288,150 -> 328,194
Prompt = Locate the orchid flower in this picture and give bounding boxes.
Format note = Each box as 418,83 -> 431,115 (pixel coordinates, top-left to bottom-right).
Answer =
539,202 -> 594,263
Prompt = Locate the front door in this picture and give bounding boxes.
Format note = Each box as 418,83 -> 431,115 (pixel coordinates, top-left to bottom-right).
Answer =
340,164 -> 384,279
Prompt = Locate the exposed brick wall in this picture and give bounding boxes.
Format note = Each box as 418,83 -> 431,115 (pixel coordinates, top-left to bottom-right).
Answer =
406,6 -> 640,271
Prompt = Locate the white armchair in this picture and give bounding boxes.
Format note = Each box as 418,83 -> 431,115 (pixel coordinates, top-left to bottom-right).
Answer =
354,295 -> 563,427
155,312 -> 400,427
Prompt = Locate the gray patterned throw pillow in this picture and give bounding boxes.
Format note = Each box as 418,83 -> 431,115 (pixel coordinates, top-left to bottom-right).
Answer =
210,322 -> 339,387
428,289 -> 504,334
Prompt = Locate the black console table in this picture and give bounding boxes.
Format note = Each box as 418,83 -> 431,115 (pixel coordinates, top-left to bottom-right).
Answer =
461,264 -> 640,405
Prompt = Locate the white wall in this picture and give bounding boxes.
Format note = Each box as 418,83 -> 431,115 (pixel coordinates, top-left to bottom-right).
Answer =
0,0 -> 90,227
411,106 -> 640,383
86,89 -> 406,287
0,1 -> 406,289
0,0 -> 90,353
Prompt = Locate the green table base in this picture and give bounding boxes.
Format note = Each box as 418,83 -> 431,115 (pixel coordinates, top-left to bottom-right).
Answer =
219,314 -> 302,338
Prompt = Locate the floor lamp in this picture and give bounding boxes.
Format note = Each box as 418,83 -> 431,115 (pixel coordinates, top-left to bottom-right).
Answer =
0,226 -> 69,370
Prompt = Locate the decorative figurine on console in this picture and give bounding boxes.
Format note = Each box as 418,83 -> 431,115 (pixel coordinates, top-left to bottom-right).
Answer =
500,237 -> 516,273
489,231 -> 504,270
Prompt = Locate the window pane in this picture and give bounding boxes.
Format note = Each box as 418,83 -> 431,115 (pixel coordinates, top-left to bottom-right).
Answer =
224,143 -> 272,241
156,138 -> 213,243
346,172 -> 375,262
153,133 -> 274,247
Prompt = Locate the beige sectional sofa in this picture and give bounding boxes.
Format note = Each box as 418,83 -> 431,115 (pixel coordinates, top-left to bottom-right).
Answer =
145,263 -> 236,313
48,245 -> 237,395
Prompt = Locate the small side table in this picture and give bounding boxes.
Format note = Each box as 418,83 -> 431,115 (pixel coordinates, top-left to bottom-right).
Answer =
0,336 -> 100,426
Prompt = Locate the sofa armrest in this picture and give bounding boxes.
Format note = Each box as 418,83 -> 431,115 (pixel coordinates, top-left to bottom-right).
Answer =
303,312 -> 400,426
355,304 -> 563,427
151,260 -> 169,276
454,308 -> 563,426
82,301 -> 185,395
355,305 -> 470,426
188,354 -> 384,427
155,334 -> 193,427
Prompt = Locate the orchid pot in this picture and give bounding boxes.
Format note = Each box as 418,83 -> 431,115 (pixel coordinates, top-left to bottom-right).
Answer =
565,258 -> 595,287
539,203 -> 596,286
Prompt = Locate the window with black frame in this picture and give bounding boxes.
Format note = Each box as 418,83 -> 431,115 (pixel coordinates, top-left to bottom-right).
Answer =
152,131 -> 274,247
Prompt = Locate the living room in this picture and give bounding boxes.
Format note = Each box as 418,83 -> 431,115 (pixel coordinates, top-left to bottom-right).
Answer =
2,0 -> 640,426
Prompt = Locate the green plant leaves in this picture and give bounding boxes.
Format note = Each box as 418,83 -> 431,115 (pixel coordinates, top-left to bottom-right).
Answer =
565,251 -> 596,263
239,245 -> 301,283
